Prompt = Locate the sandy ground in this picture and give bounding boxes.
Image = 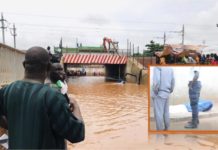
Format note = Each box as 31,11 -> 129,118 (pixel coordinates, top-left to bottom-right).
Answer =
150,102 -> 218,130
151,116 -> 218,130
147,134 -> 218,150
170,116 -> 218,130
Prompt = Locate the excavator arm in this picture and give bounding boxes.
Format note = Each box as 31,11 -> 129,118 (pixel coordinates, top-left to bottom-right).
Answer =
103,37 -> 118,53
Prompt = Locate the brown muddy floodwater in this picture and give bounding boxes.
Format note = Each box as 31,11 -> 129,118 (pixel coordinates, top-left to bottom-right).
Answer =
66,76 -> 218,150
67,76 -> 148,150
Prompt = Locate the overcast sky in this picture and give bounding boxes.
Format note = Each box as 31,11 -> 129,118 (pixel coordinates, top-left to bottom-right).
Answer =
1,0 -> 218,53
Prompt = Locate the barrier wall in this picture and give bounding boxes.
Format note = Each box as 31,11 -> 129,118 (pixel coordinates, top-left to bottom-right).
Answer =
134,57 -> 156,67
125,58 -> 147,84
0,43 -> 25,86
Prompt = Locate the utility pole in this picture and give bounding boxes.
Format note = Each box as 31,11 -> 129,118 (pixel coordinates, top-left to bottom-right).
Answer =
76,37 -> 78,48
0,13 -> 7,44
127,39 -> 129,57
143,51 -> 145,68
133,44 -> 134,61
168,25 -> 185,45
10,24 -> 17,48
129,42 -> 131,57
137,46 -> 139,55
154,32 -> 166,45
163,32 -> 166,45
137,46 -> 139,65
202,40 -> 206,45
182,24 -> 185,45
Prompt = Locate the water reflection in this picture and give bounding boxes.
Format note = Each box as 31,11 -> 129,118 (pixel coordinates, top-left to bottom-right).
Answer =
67,77 -> 147,149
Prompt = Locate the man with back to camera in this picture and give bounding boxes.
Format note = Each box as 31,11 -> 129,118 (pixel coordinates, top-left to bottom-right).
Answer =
0,47 -> 85,149
185,69 -> 201,129
152,67 -> 175,130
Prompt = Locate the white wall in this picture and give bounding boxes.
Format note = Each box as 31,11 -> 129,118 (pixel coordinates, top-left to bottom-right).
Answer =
150,66 -> 218,105
0,44 -> 25,86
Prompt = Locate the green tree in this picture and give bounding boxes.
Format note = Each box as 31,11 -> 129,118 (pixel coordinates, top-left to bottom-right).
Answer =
144,40 -> 164,56
133,52 -> 142,57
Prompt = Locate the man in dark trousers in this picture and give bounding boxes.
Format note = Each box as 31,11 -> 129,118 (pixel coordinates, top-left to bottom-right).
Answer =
185,69 -> 201,129
0,46 -> 85,149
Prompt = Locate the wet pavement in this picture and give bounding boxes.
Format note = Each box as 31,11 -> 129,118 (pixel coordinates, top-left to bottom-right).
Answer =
150,103 -> 218,130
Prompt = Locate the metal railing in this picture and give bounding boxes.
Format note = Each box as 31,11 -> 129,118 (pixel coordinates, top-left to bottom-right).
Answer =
0,43 -> 25,86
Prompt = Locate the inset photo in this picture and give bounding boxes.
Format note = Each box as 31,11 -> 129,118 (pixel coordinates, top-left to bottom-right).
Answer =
149,66 -> 218,132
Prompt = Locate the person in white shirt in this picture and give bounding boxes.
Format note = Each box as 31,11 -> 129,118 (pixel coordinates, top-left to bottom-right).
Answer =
152,67 -> 175,130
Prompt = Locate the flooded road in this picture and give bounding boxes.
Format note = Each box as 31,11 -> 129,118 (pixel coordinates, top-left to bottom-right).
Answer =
67,76 -> 148,149
1,76 -> 218,149
66,76 -> 218,150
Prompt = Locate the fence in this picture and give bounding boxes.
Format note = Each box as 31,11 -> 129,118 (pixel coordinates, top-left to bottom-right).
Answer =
133,57 -> 156,67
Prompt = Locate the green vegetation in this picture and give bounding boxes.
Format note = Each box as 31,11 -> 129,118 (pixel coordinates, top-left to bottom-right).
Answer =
54,46 -> 105,53
133,52 -> 143,57
144,40 -> 164,56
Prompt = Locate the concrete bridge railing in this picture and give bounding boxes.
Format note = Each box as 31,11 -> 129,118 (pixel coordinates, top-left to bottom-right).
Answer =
125,57 -> 147,84
0,43 -> 25,86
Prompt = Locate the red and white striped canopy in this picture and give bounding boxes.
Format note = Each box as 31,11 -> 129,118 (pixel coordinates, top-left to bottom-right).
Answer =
63,54 -> 127,64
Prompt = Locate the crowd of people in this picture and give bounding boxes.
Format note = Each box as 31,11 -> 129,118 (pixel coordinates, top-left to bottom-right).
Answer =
67,70 -> 87,76
156,53 -> 218,65
66,70 -> 105,76
200,53 -> 218,64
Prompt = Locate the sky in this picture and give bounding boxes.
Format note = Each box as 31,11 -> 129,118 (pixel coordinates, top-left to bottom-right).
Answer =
1,0 -> 218,53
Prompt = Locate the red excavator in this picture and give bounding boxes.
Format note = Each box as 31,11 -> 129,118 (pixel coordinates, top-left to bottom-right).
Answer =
103,37 -> 119,53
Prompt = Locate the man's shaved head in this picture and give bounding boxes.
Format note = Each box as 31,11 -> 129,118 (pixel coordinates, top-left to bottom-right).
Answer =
25,46 -> 49,64
23,46 -> 50,75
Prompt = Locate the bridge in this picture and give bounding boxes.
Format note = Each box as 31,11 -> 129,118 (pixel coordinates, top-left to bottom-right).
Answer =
63,54 -> 127,64
63,53 -> 128,80
0,43 -> 147,86
0,43 -> 128,84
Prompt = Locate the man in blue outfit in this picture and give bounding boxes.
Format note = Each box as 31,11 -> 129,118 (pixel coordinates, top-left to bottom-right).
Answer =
152,67 -> 175,130
185,70 -> 201,129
